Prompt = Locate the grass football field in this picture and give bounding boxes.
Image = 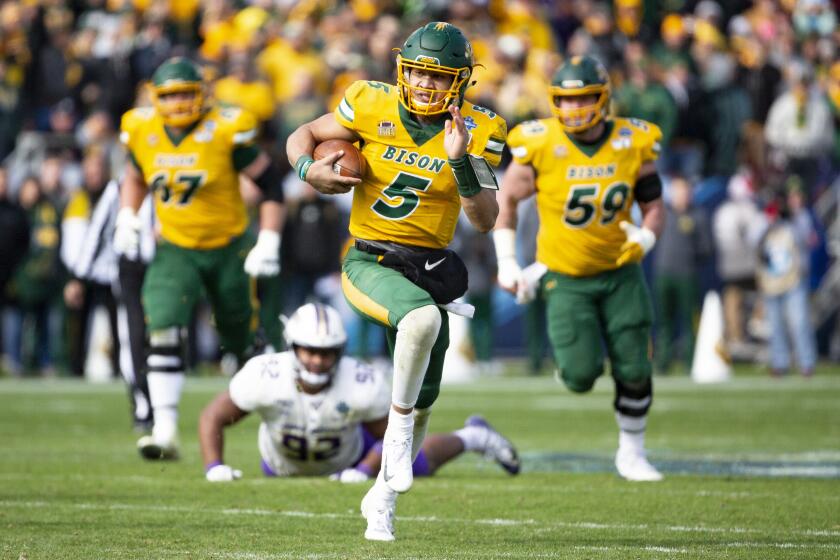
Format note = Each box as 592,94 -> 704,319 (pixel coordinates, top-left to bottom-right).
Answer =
1,365 -> 839,559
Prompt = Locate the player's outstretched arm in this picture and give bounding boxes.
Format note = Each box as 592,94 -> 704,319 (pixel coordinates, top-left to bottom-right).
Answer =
241,151 -> 285,277
616,162 -> 665,266
114,162 -> 148,260
493,161 -> 536,294
286,113 -> 362,195
198,391 -> 249,481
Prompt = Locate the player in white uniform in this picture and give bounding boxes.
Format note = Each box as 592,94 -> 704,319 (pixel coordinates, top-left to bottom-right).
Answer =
199,303 -> 520,488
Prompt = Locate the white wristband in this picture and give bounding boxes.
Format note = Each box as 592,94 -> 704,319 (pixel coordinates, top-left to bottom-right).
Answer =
493,228 -> 517,261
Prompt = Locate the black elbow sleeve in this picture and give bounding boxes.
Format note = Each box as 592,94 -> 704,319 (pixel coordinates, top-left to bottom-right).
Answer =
635,173 -> 662,203
253,160 -> 284,203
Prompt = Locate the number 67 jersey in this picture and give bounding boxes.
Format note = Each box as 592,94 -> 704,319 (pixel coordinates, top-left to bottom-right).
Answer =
120,105 -> 259,250
335,80 -> 507,249
228,352 -> 391,477
508,116 -> 662,277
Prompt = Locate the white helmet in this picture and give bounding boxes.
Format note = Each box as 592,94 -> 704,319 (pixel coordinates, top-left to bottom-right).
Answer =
283,303 -> 347,387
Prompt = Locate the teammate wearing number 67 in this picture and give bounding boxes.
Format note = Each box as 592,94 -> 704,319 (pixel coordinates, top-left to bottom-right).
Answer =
116,57 -> 286,462
287,22 -> 507,541
494,56 -> 666,482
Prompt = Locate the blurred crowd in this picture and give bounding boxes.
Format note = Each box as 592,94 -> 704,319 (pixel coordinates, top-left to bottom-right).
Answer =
0,0 -> 839,378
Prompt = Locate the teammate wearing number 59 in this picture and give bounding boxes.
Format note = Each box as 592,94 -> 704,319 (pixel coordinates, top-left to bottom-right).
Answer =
495,56 -> 666,482
116,57 -> 286,461
287,22 -> 506,541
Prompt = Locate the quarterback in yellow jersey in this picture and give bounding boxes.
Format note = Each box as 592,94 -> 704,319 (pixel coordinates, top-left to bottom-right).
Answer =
287,22 -> 508,541
495,56 -> 666,482
115,57 -> 286,461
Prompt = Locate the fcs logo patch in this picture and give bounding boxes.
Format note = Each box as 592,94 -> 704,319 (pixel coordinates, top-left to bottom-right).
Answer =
377,120 -> 396,137
464,116 -> 478,131
147,134 -> 159,146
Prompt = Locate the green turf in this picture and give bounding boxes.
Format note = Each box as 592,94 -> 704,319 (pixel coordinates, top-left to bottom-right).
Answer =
1,365 -> 839,559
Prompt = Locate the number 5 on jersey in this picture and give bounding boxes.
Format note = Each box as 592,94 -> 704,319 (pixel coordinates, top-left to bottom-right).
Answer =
371,171 -> 432,220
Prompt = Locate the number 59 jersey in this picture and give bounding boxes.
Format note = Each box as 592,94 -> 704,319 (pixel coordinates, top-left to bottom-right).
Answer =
508,116 -> 662,277
335,80 -> 507,249
120,105 -> 260,250
228,352 -> 391,476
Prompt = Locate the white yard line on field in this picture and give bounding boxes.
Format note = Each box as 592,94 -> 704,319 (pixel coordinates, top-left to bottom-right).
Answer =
3,499 -> 839,541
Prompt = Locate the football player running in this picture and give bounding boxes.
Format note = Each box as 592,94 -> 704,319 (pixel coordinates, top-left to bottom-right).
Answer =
116,57 -> 286,461
287,22 -> 507,541
495,56 -> 666,482
198,303 -> 520,485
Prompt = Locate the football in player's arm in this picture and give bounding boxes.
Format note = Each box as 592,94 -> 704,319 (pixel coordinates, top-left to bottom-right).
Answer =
114,57 -> 286,462
198,304 -> 520,483
286,22 -> 506,541
494,55 -> 666,482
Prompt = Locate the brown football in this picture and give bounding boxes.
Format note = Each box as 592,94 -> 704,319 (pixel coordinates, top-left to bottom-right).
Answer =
313,139 -> 366,179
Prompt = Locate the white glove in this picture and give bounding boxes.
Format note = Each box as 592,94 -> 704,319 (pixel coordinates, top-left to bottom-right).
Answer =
206,463 -> 243,482
517,262 -> 548,305
493,229 -> 522,292
244,230 -> 281,277
114,207 -> 142,260
328,468 -> 371,483
616,221 -> 657,267
498,256 -> 523,292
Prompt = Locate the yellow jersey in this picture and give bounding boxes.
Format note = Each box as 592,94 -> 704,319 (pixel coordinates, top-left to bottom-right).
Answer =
334,80 -> 507,249
508,116 -> 662,276
120,105 -> 260,249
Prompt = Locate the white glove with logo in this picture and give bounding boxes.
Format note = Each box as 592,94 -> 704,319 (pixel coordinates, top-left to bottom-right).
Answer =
244,230 -> 281,277
206,463 -> 243,482
517,262 -> 548,305
493,229 -> 522,292
616,221 -> 656,267
114,207 -> 142,260
328,468 -> 371,483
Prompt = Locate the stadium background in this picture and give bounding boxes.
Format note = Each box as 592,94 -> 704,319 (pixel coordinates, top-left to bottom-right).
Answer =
0,0 -> 838,377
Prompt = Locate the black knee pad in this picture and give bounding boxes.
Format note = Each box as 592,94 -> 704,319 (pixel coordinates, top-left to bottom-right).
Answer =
147,327 -> 184,373
613,378 -> 652,417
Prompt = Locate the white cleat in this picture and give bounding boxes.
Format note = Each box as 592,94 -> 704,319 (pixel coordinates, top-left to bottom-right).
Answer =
615,447 -> 663,482
361,487 -> 395,542
381,434 -> 413,493
137,434 -> 179,461
465,415 -> 521,475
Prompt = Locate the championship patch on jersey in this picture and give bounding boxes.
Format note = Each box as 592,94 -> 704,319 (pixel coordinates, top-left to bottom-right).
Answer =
554,145 -> 568,157
520,120 -> 547,136
464,116 -> 478,131
511,146 -> 528,159
619,127 -> 633,137
612,138 -> 631,151
146,133 -> 159,146
335,401 -> 350,415
377,120 -> 396,137
193,120 -> 216,143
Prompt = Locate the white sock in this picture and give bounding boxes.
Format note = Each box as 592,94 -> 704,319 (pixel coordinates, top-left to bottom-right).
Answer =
385,407 -> 413,442
391,305 -> 441,409
148,372 -> 184,439
615,412 -> 647,453
454,425 -> 486,452
411,408 -> 431,460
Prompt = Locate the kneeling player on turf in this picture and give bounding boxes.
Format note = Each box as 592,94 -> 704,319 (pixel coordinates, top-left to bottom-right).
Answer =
198,303 -> 520,490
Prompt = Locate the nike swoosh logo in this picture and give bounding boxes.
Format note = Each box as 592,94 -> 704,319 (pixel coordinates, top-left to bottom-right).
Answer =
424,257 -> 445,271
382,461 -> 394,482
